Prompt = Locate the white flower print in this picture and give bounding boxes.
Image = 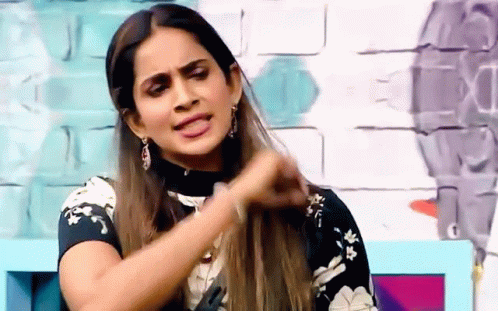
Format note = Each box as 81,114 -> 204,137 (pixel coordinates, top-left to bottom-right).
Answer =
344,229 -> 359,244
67,214 -> 81,226
333,227 -> 346,252
62,177 -> 115,234
313,255 -> 346,297
329,286 -> 377,311
61,176 -> 116,220
79,206 -> 93,216
308,193 -> 325,206
64,205 -> 93,225
337,240 -> 343,249
63,205 -> 109,235
91,215 -> 109,235
306,193 -> 325,227
167,191 -> 206,215
306,193 -> 325,215
346,246 -> 357,261
306,207 -> 313,216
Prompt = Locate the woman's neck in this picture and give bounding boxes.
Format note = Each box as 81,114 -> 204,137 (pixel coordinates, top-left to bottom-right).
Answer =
151,153 -> 227,197
160,146 -> 224,173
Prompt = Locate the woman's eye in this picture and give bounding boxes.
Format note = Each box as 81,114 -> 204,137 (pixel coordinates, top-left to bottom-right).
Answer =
191,68 -> 208,79
147,83 -> 167,97
146,75 -> 170,97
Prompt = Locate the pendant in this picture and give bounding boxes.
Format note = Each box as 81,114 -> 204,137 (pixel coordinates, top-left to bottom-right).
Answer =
201,251 -> 213,264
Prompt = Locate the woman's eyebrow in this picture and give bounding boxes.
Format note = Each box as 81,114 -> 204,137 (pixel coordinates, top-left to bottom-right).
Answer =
138,59 -> 209,88
179,59 -> 209,74
140,72 -> 169,88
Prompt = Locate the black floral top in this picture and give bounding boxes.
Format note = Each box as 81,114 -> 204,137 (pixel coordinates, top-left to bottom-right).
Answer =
58,159 -> 377,311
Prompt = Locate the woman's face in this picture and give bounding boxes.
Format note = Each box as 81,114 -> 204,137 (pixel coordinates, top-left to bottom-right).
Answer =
127,27 -> 242,171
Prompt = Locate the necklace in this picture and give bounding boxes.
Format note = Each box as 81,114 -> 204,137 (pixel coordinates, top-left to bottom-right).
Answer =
201,233 -> 222,263
165,191 -> 223,263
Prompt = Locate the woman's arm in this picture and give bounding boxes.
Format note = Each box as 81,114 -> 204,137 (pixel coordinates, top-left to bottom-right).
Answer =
59,187 -> 237,311
59,150 -> 308,311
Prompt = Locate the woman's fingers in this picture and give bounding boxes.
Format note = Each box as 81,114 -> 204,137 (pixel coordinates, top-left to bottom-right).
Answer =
260,170 -> 309,208
230,149 -> 309,210
291,188 -> 308,207
269,156 -> 309,209
298,174 -> 309,197
261,188 -> 307,209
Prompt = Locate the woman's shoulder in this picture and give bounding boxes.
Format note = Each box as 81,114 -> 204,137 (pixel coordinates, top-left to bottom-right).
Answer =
61,176 -> 116,220
305,186 -> 377,310
303,185 -> 369,273
58,176 -> 121,264
305,186 -> 358,231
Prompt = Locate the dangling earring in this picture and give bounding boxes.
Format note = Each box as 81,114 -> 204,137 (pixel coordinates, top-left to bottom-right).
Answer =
141,137 -> 151,170
228,104 -> 238,138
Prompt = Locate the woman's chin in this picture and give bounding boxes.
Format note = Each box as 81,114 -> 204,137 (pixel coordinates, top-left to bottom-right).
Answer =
164,140 -> 224,170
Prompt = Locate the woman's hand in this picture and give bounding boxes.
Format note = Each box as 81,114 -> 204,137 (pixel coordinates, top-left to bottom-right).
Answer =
229,149 -> 309,210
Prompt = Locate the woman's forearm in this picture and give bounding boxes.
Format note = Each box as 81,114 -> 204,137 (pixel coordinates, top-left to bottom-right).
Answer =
77,189 -> 237,311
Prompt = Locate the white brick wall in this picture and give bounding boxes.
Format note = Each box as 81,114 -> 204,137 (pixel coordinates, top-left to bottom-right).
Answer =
0,0 -> 442,241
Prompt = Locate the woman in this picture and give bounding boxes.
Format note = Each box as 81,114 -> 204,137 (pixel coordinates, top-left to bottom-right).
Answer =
58,4 -> 377,311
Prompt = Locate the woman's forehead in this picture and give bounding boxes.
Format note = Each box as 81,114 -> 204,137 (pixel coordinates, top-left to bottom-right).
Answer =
134,27 -> 212,78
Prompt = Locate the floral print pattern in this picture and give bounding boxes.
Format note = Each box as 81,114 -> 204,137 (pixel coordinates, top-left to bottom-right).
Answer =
328,286 -> 377,311
330,227 -> 359,262
61,176 -> 115,235
64,205 -> 109,235
307,193 -> 325,227
313,255 -> 346,298
59,176 -> 376,310
346,246 -> 357,261
167,191 -> 206,216
308,191 -> 375,310
312,226 -> 363,300
344,229 -> 359,244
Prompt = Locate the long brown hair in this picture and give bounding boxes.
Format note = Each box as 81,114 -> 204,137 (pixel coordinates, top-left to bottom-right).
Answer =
105,4 -> 312,310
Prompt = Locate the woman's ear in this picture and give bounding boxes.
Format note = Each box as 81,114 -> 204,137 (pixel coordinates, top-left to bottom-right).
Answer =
228,63 -> 243,104
123,109 -> 146,139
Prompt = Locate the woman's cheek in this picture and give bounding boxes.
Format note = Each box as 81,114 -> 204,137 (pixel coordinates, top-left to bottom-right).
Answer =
150,112 -> 171,131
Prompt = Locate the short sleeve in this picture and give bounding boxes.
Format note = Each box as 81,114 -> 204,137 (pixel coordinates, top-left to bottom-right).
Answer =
58,176 -> 122,265
305,188 -> 377,311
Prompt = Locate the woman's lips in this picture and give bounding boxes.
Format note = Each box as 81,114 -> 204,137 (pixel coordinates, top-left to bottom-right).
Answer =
175,114 -> 211,138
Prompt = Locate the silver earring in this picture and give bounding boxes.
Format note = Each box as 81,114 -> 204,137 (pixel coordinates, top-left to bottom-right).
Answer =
141,137 -> 151,170
228,104 -> 238,138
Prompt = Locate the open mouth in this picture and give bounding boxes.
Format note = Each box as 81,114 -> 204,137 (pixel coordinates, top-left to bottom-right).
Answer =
174,114 -> 212,138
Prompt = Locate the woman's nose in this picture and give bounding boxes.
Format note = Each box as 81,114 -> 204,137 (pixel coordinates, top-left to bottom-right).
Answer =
174,78 -> 198,111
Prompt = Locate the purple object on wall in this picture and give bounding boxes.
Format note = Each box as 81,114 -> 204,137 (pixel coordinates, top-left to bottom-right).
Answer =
412,0 -> 498,263
372,275 -> 444,311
